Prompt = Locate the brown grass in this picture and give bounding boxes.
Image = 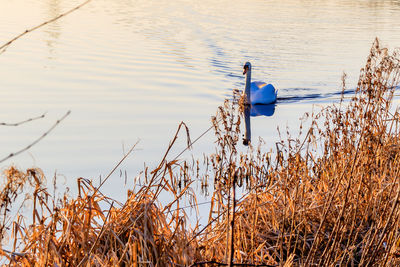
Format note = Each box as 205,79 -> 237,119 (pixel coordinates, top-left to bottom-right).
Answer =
1,39 -> 400,266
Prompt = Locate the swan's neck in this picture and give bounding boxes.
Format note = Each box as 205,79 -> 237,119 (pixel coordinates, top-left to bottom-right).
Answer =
244,70 -> 251,104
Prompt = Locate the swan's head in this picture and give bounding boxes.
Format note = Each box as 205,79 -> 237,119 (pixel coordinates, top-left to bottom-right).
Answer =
243,62 -> 252,75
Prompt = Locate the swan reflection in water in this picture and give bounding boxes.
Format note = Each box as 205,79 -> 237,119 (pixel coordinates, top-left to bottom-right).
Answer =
243,103 -> 276,146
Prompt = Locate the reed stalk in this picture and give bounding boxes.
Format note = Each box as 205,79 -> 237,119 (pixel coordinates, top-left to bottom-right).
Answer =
1,39 -> 400,266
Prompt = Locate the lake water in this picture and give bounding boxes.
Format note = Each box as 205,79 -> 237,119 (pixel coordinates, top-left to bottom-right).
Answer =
1,0 -> 400,200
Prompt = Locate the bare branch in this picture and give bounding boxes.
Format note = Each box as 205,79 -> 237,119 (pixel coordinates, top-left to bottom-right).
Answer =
0,111 -> 71,164
0,113 -> 46,127
0,0 -> 92,54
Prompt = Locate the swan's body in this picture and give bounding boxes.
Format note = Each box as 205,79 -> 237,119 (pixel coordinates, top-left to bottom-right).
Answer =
243,62 -> 277,105
250,82 -> 277,104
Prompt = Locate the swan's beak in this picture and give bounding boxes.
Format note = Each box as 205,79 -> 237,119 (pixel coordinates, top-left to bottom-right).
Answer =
243,67 -> 247,75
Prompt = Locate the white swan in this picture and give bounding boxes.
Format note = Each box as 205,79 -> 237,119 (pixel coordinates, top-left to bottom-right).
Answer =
243,62 -> 277,104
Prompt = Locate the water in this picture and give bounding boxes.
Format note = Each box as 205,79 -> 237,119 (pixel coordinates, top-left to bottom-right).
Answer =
1,0 -> 400,200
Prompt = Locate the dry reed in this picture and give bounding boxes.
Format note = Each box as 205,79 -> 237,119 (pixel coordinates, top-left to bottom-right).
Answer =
1,39 -> 400,266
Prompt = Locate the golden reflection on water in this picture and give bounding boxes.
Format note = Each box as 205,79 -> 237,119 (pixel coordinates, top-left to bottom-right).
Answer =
43,0 -> 62,59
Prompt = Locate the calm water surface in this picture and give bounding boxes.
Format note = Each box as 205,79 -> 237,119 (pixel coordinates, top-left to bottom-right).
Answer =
1,0 -> 400,199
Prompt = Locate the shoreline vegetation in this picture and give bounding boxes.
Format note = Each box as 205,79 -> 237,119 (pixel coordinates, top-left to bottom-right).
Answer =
1,40 -> 400,266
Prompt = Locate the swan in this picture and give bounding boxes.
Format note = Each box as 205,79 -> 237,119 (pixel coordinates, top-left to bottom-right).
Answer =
243,62 -> 277,104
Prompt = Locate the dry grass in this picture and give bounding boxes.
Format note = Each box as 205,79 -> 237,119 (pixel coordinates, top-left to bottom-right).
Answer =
1,39 -> 400,266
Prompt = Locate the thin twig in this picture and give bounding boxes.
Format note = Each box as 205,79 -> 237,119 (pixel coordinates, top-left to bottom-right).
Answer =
0,113 -> 46,127
0,111 -> 71,164
0,0 -> 92,54
94,140 -> 140,195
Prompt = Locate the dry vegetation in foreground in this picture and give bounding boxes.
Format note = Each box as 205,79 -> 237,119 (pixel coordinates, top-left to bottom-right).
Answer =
1,40 -> 400,266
